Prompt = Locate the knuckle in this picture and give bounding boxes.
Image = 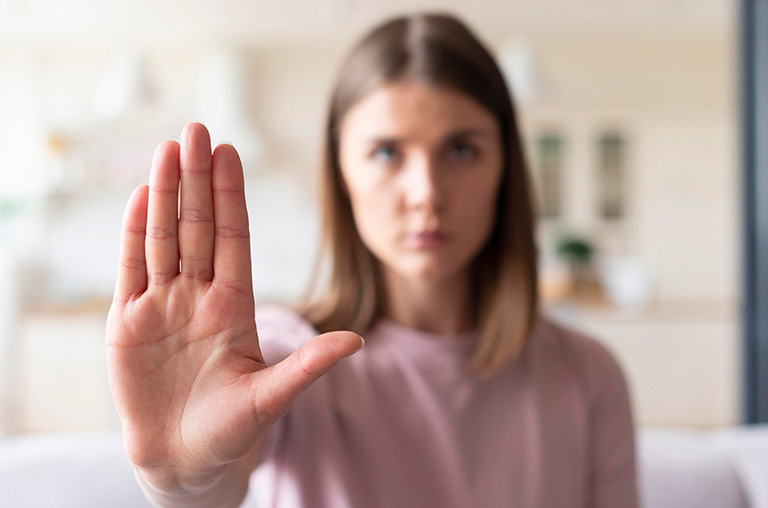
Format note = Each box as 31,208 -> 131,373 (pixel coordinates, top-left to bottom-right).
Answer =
149,187 -> 177,196
179,254 -> 205,263
123,225 -> 146,235
181,165 -> 210,176
180,270 -> 211,282
215,227 -> 249,240
120,257 -> 145,270
146,227 -> 175,240
179,208 -> 213,224
213,188 -> 243,197
296,346 -> 315,378
148,271 -> 176,286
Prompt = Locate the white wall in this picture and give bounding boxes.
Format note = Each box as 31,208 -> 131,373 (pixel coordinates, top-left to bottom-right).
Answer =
0,3 -> 742,430
516,29 -> 738,302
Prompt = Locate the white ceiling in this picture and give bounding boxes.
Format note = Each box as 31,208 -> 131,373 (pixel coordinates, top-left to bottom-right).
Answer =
0,0 -> 736,46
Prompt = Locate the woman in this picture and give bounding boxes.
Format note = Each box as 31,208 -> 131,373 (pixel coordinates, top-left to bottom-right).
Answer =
106,12 -> 638,508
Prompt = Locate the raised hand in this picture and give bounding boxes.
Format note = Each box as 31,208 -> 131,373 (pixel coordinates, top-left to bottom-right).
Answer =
106,123 -> 363,493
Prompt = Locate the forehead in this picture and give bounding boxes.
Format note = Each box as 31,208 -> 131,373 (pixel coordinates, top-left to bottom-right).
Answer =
339,82 -> 498,142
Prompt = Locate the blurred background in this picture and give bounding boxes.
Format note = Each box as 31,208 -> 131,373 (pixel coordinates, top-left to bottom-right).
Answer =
0,0 -> 739,436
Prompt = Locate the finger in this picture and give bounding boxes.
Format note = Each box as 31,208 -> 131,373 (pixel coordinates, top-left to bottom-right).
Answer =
211,143 -> 252,292
178,122 -> 214,281
114,185 -> 149,303
253,332 -> 365,421
146,140 -> 180,286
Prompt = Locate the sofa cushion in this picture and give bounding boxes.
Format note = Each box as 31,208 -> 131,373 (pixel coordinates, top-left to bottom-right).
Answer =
638,429 -> 748,508
0,430 -> 151,508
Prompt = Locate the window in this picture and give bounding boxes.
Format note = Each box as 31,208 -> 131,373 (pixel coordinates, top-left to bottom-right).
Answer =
597,133 -> 626,220
536,133 -> 564,219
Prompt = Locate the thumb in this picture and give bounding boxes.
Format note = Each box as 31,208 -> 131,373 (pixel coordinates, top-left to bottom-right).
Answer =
253,331 -> 364,420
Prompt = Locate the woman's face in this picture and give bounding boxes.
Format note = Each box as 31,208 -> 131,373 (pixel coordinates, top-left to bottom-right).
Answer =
338,81 -> 504,282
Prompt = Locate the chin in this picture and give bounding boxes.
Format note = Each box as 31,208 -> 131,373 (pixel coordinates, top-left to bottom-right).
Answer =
398,257 -> 466,281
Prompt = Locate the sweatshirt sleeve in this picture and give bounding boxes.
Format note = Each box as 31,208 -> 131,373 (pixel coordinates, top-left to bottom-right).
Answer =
580,337 -> 640,508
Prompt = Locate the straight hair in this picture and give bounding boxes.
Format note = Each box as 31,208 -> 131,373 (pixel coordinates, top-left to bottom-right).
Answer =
298,12 -> 539,378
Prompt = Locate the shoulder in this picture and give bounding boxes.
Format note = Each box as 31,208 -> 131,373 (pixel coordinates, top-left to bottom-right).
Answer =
255,304 -> 318,364
529,315 -> 631,408
531,318 -> 638,502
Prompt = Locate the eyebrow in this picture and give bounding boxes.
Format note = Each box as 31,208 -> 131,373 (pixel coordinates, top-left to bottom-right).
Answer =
365,128 -> 493,145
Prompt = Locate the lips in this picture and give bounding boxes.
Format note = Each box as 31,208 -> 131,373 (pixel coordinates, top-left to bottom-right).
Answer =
404,230 -> 448,248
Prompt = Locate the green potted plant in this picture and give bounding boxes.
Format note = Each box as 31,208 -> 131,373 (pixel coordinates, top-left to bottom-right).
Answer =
555,234 -> 600,301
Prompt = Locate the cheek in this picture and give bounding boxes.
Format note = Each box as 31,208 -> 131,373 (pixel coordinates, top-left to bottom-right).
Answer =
347,181 -> 399,248
457,177 -> 501,240
463,199 -> 497,238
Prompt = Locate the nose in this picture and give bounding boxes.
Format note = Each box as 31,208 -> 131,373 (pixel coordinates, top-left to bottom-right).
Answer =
403,154 -> 443,211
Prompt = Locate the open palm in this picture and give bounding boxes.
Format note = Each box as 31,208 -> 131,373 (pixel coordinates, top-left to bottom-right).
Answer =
106,123 -> 363,488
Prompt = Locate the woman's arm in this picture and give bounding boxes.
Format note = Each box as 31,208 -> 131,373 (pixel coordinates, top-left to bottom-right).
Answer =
106,123 -> 364,507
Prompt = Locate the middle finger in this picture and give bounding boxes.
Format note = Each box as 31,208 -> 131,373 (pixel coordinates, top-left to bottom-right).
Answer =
178,122 -> 214,281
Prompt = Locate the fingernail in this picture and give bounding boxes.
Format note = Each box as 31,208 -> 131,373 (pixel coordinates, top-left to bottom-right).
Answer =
352,336 -> 365,353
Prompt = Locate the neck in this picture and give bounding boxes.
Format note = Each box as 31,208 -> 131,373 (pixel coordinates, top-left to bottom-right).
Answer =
382,269 -> 475,335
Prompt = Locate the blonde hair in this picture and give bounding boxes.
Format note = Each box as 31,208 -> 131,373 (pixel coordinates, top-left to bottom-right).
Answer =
298,12 -> 539,378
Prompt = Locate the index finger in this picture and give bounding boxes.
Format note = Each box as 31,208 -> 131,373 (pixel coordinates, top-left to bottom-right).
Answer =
114,185 -> 149,303
211,142 -> 253,293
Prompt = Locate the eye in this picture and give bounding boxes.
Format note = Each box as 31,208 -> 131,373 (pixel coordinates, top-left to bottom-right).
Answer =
371,145 -> 401,163
448,142 -> 479,160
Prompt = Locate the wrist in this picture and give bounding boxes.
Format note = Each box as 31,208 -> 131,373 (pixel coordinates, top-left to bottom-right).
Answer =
134,463 -> 246,508
134,462 -> 227,494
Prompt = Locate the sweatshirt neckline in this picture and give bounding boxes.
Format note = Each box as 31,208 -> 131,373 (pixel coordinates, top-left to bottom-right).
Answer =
373,318 -> 477,349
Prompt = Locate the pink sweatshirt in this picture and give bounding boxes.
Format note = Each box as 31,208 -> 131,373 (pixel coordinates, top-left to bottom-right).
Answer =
138,304 -> 639,508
